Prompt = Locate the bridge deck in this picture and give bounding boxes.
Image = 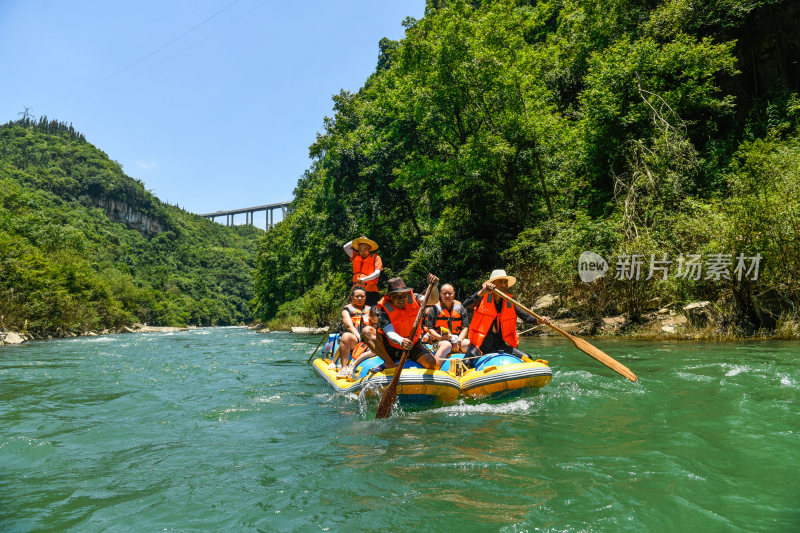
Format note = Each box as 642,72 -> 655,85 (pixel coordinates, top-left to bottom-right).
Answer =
200,201 -> 291,230
199,201 -> 291,217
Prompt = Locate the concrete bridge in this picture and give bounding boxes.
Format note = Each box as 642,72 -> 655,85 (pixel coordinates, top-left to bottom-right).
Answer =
200,201 -> 291,230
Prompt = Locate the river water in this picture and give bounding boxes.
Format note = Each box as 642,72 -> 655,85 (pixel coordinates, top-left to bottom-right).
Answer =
1,327 -> 798,532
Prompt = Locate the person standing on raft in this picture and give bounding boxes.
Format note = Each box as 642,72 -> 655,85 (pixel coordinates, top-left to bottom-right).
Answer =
462,269 -> 549,367
343,236 -> 383,307
361,275 -> 442,371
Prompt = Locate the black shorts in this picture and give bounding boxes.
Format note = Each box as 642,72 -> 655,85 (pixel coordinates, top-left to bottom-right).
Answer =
380,335 -> 433,363
365,291 -> 380,307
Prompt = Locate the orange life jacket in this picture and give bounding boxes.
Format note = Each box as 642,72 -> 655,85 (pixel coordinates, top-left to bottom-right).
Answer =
468,292 -> 519,349
352,253 -> 379,292
430,302 -> 465,334
344,304 -> 369,333
377,294 -> 422,349
352,342 -> 370,360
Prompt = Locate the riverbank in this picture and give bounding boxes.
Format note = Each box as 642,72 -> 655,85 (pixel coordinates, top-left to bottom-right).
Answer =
522,313 -> 800,341
5,310 -> 798,346
0,324 -> 199,345
260,312 -> 800,341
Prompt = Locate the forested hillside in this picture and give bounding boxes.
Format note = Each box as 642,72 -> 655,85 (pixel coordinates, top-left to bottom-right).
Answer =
0,117 -> 260,336
253,0 -> 800,335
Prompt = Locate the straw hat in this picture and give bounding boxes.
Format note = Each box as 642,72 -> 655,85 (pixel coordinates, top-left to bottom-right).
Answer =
352,236 -> 378,252
486,269 -> 516,288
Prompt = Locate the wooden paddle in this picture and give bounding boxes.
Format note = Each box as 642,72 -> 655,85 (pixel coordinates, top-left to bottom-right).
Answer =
306,333 -> 328,363
492,289 -> 638,382
306,292 -> 354,364
375,280 -> 436,419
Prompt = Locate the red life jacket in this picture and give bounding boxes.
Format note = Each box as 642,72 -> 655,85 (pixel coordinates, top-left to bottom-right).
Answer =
352,253 -> 379,292
377,294 -> 422,349
468,292 -> 519,349
344,304 -> 369,333
431,302 -> 465,334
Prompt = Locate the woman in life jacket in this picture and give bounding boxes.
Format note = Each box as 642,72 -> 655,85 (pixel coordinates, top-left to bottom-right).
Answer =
342,306 -> 380,378
333,285 -> 371,378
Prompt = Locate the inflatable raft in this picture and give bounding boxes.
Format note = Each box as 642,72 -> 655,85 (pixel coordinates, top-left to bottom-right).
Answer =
312,334 -> 552,404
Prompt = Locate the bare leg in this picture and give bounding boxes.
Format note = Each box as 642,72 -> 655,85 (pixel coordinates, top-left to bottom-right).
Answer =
362,326 -> 395,369
416,351 -> 440,370
338,332 -> 358,368
351,348 -> 375,369
433,341 -> 452,368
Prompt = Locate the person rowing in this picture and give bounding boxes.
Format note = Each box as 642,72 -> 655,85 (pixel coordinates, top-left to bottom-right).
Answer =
462,269 -> 549,367
361,274 -> 441,371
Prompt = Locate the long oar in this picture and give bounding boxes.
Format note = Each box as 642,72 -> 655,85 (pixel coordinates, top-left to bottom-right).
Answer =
306,292 -> 352,363
493,289 -> 638,382
375,281 -> 436,419
306,333 -> 328,363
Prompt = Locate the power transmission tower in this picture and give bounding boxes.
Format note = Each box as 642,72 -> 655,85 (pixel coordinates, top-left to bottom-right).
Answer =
17,106 -> 33,120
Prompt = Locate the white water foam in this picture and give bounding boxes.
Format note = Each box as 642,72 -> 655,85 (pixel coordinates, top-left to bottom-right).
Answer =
675,371 -> 714,382
430,398 -> 537,416
80,336 -> 116,343
725,365 -> 749,377
255,394 -> 281,403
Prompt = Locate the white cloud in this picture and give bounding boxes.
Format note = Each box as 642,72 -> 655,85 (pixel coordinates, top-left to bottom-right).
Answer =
135,160 -> 157,170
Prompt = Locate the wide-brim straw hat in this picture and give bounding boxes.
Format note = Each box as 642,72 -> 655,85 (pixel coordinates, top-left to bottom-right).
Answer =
487,269 -> 516,288
352,236 -> 378,252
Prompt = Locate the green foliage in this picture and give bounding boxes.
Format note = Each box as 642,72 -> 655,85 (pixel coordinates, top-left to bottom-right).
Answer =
247,0 -> 798,332
0,119 -> 260,335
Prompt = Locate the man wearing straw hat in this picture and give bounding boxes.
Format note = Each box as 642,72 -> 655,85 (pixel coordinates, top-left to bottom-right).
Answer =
462,269 -> 549,367
343,236 -> 383,306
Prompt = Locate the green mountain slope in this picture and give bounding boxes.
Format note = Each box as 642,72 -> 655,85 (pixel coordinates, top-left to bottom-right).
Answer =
0,117 -> 260,336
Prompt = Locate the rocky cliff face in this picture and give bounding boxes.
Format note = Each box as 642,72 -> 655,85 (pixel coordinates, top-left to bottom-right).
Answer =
92,197 -> 165,236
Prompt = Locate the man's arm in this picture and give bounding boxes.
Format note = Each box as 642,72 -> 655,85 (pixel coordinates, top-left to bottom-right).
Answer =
381,323 -> 406,346
376,308 -> 405,345
343,240 -> 355,259
423,306 -> 443,341
515,306 -> 540,324
462,292 -> 482,310
456,303 -> 470,341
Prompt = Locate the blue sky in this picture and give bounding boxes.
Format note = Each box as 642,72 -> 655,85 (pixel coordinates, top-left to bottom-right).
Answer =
0,0 -> 424,227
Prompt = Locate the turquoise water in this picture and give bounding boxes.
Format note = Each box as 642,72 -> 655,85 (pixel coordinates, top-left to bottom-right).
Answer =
1,327 -> 799,532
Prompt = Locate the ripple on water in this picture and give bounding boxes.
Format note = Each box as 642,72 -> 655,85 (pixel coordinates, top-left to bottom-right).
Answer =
2,332 -> 799,532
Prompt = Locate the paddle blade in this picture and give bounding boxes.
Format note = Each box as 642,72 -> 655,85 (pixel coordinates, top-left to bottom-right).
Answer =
375,381 -> 398,419
376,360 -> 404,419
571,336 -> 638,382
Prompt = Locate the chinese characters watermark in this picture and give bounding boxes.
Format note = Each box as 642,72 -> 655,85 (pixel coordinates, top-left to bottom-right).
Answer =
578,251 -> 762,283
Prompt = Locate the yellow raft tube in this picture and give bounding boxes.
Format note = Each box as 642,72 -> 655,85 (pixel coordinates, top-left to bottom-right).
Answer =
312,335 -> 551,403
